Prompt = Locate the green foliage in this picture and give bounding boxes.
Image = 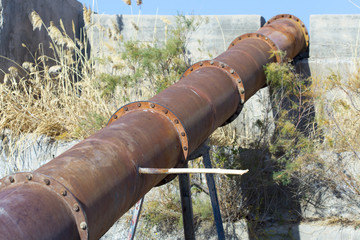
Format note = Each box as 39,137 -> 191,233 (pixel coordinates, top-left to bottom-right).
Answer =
264,57 -> 315,185
100,15 -> 203,97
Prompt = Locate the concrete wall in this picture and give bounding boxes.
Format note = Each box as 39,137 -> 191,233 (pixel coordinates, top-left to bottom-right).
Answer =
88,14 -> 264,65
0,0 -> 83,78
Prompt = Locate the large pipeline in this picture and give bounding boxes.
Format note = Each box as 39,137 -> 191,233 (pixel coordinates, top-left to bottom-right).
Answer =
0,14 -> 308,239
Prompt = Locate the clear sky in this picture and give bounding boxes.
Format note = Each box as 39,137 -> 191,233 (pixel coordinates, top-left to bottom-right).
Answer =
80,0 -> 360,30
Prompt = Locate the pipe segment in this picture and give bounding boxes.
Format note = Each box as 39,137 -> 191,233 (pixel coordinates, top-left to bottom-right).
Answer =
0,14 -> 308,239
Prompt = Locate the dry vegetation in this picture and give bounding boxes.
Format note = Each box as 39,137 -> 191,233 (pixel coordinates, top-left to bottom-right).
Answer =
0,9 -> 112,141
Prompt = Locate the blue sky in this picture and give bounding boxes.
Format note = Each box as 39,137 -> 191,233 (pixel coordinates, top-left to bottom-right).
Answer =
80,0 -> 360,29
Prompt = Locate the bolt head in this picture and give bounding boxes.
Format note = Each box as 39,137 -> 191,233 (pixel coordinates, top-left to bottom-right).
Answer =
137,103 -> 141,107
73,204 -> 80,212
124,107 -> 128,111
62,190 -> 67,196
44,179 -> 50,185
150,103 -> 155,108
9,176 -> 14,183
183,146 -> 188,151
26,175 -> 32,181
80,222 -> 87,230
181,132 -> 186,137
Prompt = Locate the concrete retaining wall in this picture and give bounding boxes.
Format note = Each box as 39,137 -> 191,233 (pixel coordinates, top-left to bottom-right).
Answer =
0,0 -> 83,78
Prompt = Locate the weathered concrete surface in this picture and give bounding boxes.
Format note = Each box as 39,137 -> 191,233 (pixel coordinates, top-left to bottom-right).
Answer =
0,131 -> 79,177
301,152 -> 360,221
310,15 -> 360,59
88,14 -> 264,62
0,0 -> 83,78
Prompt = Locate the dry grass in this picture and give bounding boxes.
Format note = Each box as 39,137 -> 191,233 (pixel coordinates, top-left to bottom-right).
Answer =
0,10 -> 113,141
313,65 -> 360,153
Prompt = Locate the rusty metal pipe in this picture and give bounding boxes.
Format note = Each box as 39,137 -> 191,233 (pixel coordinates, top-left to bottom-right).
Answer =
0,14 -> 308,239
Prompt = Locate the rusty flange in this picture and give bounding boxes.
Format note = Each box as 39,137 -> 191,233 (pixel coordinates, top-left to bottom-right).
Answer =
265,14 -> 309,48
108,101 -> 190,186
0,172 -> 89,239
181,60 -> 244,104
108,101 -> 189,160
228,32 -> 281,62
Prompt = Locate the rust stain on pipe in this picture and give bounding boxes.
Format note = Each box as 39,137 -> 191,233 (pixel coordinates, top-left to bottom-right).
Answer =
0,14 -> 308,239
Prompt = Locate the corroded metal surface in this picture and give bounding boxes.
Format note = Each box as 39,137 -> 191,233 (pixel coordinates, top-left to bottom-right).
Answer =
0,14 -> 308,239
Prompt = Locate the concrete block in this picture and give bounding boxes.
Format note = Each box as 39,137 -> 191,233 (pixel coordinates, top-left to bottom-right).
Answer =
0,0 -> 83,78
310,15 -> 360,59
88,14 -> 263,64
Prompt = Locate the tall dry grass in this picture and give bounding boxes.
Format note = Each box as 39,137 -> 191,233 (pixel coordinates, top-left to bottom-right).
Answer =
0,9 -> 112,142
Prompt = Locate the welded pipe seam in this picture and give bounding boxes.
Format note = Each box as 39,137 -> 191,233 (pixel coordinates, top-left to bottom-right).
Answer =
0,172 -> 89,239
180,59 -> 245,125
227,32 -> 281,62
181,60 -> 245,103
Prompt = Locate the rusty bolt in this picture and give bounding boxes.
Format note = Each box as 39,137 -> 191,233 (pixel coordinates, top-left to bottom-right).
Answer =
137,103 -> 141,107
150,103 -> 155,108
9,176 -> 14,183
190,67 -> 193,71
124,107 -> 128,111
163,109 -> 168,114
240,89 -> 245,94
73,204 -> 80,212
238,79 -> 242,83
221,64 -> 225,68
238,37 -> 242,40
113,115 -> 118,119
174,119 -> 179,124
80,222 -> 87,230
62,190 -> 67,196
183,146 -> 188,151
256,34 -> 259,37
302,23 -> 305,27
181,132 -> 186,137
44,179 -> 50,185
199,62 -> 203,66
210,60 -> 214,65
230,69 -> 235,74
231,43 -> 234,46
26,175 -> 32,181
